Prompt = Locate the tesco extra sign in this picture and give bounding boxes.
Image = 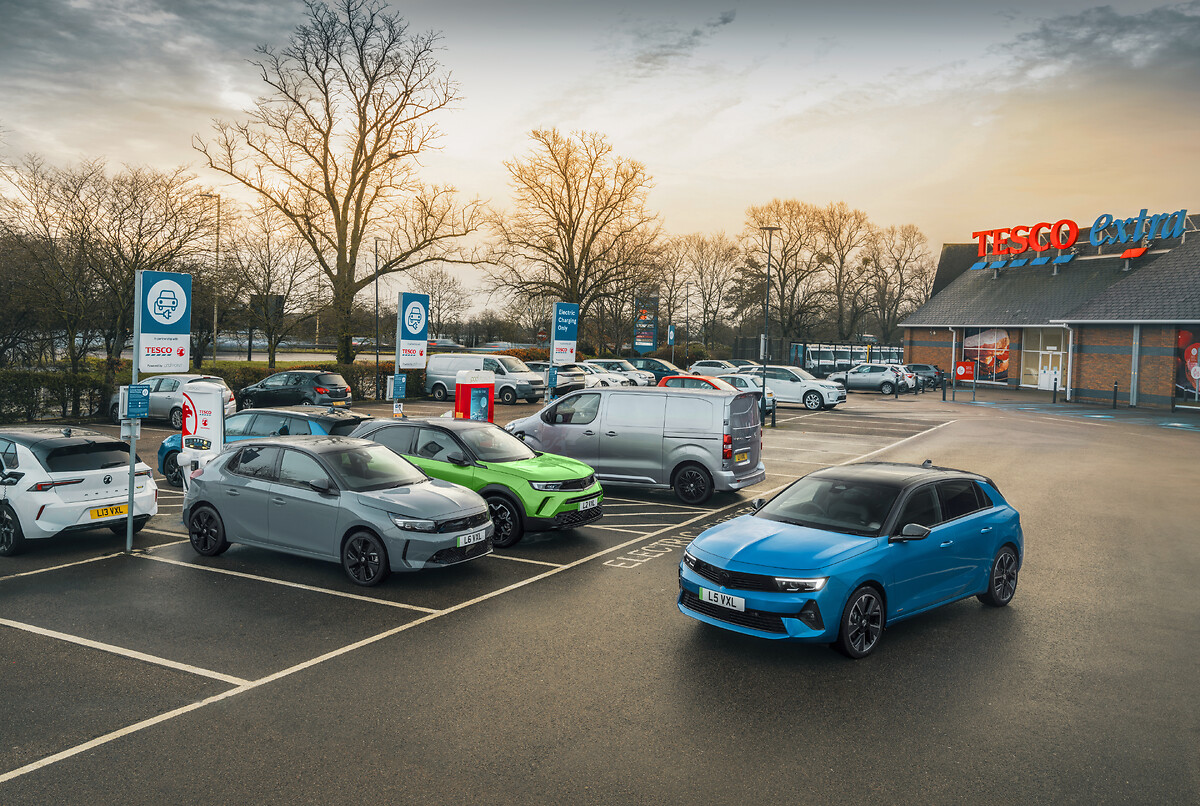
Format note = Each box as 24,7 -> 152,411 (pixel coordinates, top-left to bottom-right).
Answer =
972,207 -> 1187,258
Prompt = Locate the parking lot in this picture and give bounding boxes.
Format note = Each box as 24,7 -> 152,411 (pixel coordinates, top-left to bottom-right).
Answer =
3,392 -> 1197,804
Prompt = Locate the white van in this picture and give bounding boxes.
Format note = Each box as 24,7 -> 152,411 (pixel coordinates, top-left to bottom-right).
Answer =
424,353 -> 546,405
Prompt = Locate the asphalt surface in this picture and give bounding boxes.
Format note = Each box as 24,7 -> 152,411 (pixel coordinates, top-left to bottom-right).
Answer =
2,391 -> 1198,804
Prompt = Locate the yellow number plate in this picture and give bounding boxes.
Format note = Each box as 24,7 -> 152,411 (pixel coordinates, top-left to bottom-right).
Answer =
90,504 -> 128,520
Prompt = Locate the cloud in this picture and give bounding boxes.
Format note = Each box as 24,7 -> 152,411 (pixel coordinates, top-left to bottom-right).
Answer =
610,8 -> 738,81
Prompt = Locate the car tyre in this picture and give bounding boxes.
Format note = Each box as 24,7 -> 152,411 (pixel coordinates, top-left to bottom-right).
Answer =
487,494 -> 525,548
803,391 -> 823,410
239,394 -> 255,411
835,585 -> 885,659
498,387 -> 517,405
525,397 -> 540,404
0,504 -> 26,556
673,463 -> 713,505
431,384 -> 447,402
977,544 -> 1019,607
109,402 -> 121,424
879,382 -> 895,396
342,530 -> 389,586
188,505 -> 231,557
169,407 -> 184,430
163,451 -> 184,488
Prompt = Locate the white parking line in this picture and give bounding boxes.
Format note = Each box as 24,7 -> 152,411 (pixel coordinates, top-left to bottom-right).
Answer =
0,554 -> 113,583
836,420 -> 957,464
0,618 -> 249,686
487,554 -> 563,568
589,525 -> 659,534
132,554 -> 439,614
602,498 -> 710,512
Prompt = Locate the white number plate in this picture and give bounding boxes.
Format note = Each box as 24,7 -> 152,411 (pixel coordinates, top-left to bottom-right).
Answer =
698,587 -> 745,612
457,529 -> 486,548
578,497 -> 599,511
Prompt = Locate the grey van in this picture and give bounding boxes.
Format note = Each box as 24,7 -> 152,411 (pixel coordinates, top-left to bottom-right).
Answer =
425,353 -> 546,405
503,387 -> 765,505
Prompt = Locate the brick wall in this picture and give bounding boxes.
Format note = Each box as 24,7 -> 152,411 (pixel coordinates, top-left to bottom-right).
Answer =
904,328 -> 955,369
1071,324 -> 1176,409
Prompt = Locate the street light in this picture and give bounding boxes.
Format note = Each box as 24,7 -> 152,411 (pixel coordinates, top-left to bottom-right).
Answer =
684,280 -> 692,367
199,193 -> 221,366
760,225 -> 781,424
374,237 -> 382,400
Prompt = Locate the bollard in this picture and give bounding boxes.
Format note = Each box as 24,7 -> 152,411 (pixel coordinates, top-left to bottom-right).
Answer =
771,405 -> 777,428
894,379 -> 899,399
942,378 -> 946,401
1112,381 -> 1118,409
1052,376 -> 1058,405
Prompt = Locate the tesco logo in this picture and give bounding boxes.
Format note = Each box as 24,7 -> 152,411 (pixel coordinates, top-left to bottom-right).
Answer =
971,207 -> 1187,258
145,346 -> 175,355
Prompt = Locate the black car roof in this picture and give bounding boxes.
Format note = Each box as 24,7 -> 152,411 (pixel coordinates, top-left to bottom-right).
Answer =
0,426 -> 112,449
808,461 -> 987,489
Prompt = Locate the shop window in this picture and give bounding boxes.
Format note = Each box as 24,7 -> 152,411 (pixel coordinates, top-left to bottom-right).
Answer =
961,328 -> 1010,382
1176,328 -> 1200,408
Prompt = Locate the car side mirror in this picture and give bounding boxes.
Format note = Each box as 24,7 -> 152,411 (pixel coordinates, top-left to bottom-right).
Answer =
893,523 -> 931,542
446,452 -> 471,467
308,477 -> 336,495
750,498 -> 766,511
0,470 -> 24,486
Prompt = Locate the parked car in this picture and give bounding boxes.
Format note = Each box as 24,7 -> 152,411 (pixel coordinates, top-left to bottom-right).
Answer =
108,374 -> 236,429
157,406 -> 374,487
827,363 -> 910,395
677,461 -> 1023,658
716,373 -> 777,413
238,370 -> 352,410
427,338 -> 465,351
505,387 -> 765,505
688,359 -> 737,376
658,375 -> 738,392
576,362 -> 632,387
525,361 -> 591,396
906,364 -> 945,388
629,357 -> 687,383
738,365 -> 846,410
725,359 -> 760,369
183,436 -> 493,586
0,427 -> 157,555
425,353 -> 547,404
351,418 -> 602,547
582,359 -> 655,386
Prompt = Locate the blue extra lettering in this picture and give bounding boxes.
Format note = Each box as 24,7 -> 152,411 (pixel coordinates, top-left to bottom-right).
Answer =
1089,213 -> 1112,246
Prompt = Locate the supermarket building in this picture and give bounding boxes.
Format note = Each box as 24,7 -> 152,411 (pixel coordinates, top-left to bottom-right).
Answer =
902,206 -> 1200,410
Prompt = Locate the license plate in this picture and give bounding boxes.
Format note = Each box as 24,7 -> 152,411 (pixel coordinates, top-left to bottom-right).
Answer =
457,529 -> 485,548
579,497 -> 599,511
698,587 -> 745,612
330,400 -> 347,406
734,451 -> 748,463
90,504 -> 127,520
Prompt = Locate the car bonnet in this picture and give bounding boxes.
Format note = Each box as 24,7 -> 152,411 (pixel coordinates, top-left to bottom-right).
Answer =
689,513 -> 877,573
482,452 -> 593,482
355,476 -> 485,519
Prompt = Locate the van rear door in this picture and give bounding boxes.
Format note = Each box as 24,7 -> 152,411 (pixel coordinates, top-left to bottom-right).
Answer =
728,393 -> 761,475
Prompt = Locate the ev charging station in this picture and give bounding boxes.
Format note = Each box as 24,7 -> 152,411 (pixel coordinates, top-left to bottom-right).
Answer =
454,370 -> 495,422
178,382 -> 226,489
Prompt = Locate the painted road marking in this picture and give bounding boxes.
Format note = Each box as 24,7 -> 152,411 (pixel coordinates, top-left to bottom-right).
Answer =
487,554 -> 563,568
0,617 -> 249,686
0,554 -> 113,583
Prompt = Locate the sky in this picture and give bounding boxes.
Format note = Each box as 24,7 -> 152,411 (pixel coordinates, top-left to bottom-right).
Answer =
1,0 -> 1198,268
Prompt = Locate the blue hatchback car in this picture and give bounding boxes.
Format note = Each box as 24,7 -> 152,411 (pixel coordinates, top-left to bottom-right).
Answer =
678,462 -> 1023,658
157,407 -> 373,487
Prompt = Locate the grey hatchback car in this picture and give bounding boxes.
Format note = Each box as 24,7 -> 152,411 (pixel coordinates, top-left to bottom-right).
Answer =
183,436 -> 493,585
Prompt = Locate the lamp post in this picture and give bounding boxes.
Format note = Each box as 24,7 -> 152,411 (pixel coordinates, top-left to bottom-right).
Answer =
684,281 -> 692,367
374,237 -> 382,400
760,225 -> 780,423
199,193 -> 221,366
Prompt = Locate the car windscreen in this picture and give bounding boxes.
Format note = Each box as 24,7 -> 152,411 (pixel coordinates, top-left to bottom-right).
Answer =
756,476 -> 900,537
458,426 -> 537,463
315,374 -> 348,387
657,360 -> 684,373
497,355 -> 531,373
606,360 -> 636,371
40,441 -> 133,472
790,367 -> 818,380
323,444 -> 426,491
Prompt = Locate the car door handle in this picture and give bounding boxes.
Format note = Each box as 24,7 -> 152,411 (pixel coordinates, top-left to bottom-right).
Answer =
980,527 -> 992,533
272,497 -> 286,505
225,489 -> 240,496
583,430 -> 596,436
605,431 -> 617,437
940,540 -> 954,547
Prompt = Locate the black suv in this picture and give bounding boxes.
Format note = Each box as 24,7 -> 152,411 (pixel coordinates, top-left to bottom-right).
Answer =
237,370 -> 352,410
905,364 -> 945,389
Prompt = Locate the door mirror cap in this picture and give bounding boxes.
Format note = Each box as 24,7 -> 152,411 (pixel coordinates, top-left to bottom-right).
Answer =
308,477 -> 336,495
750,498 -> 767,512
446,452 -> 471,467
893,523 -> 931,541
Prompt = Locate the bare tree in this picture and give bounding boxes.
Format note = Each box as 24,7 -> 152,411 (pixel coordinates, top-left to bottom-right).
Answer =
864,224 -> 935,343
195,0 -> 484,364
815,201 -> 873,341
736,200 -> 827,343
488,129 -> 661,327
680,233 -> 739,351
654,237 -> 690,333
406,263 -> 473,339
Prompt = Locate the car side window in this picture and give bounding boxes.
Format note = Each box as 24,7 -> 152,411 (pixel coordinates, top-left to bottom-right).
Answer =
287,374 -> 306,386
938,479 -> 984,521
224,413 -> 253,437
664,378 -> 683,388
158,378 -> 180,393
261,374 -> 287,389
373,425 -> 416,455
549,394 -> 600,425
249,413 -> 292,436
894,486 -> 940,532
229,446 -> 280,481
0,439 -> 17,469
414,428 -> 460,461
286,417 -> 312,436
277,449 -> 330,488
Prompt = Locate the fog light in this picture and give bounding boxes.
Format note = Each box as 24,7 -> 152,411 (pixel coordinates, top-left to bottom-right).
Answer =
796,600 -> 824,631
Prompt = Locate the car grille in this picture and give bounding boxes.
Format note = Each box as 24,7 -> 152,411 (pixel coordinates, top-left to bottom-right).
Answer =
688,557 -> 777,592
428,537 -> 493,565
557,475 -> 596,492
437,510 -> 491,534
679,590 -> 786,634
554,505 -> 603,529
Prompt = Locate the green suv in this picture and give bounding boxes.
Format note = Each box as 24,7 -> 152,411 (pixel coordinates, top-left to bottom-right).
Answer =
350,418 -> 603,547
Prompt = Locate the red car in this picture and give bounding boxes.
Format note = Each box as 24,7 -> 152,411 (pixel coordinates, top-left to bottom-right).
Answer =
657,375 -> 738,391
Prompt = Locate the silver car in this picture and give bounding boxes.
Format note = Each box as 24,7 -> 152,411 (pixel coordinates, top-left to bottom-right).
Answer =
108,373 -> 236,428
183,436 -> 493,585
581,359 -> 655,386
827,363 -> 910,394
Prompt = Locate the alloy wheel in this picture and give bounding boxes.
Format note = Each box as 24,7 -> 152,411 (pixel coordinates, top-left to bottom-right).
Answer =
804,391 -> 822,410
0,508 -> 16,554
165,453 -> 183,487
170,407 -> 184,430
992,551 -> 1018,602
488,498 -> 521,547
675,467 -> 711,505
847,591 -> 883,654
190,509 -> 220,554
344,535 -> 383,584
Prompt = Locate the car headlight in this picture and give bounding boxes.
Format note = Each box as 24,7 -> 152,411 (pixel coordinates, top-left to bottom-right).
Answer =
682,550 -> 699,569
775,576 -> 827,592
530,480 -> 565,491
391,515 -> 437,532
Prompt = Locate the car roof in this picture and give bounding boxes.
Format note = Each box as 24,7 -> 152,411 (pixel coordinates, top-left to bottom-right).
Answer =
229,435 -> 373,453
0,426 -> 112,449
362,417 -> 499,433
240,406 -> 372,422
808,461 -> 987,489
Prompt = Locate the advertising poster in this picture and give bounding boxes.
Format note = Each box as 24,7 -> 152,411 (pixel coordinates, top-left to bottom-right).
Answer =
396,292 -> 430,369
136,270 -> 192,373
1176,328 -> 1200,405
552,302 -> 578,365
634,297 -> 658,355
962,328 -> 1010,382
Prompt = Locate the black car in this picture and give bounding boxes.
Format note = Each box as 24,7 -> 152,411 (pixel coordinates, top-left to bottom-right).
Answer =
905,364 -> 945,389
238,370 -> 352,410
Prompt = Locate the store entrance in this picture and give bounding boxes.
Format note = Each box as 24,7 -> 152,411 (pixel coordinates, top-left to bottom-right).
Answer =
1036,352 -> 1063,390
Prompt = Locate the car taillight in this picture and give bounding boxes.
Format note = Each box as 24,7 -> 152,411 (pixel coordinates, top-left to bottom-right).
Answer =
31,478 -> 83,492
345,386 -> 351,394
315,386 -> 329,394
722,433 -> 732,460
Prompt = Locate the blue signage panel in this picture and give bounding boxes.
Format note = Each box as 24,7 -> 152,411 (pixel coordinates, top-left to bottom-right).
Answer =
667,324 -> 675,346
126,384 -> 151,419
136,270 -> 192,372
393,373 -> 406,400
396,292 -> 430,369
552,302 -> 579,364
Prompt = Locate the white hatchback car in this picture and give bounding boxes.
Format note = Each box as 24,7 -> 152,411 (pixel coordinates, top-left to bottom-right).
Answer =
738,365 -> 847,410
0,427 -> 158,555
581,359 -> 655,386
575,362 -> 631,387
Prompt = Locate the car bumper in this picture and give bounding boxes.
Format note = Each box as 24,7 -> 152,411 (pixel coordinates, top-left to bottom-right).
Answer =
713,463 -> 766,493
385,521 -> 495,571
22,488 -> 158,540
525,489 -> 604,531
826,389 -> 847,404
677,563 -> 845,642
316,395 -> 353,407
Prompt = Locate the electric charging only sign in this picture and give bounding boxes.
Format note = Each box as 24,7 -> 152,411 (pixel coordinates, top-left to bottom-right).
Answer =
136,270 -> 192,372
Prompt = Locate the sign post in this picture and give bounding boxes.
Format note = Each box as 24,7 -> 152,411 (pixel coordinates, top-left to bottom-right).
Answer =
668,324 -> 675,363
129,270 -> 191,552
395,292 -> 430,412
552,302 -> 579,365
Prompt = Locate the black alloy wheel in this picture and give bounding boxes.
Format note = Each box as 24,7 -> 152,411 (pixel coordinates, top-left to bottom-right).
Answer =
487,495 -> 524,548
836,585 -> 885,659
498,387 -> 517,405
431,384 -> 447,402
188,506 -> 230,557
673,464 -> 713,505
879,382 -> 895,396
0,504 -> 26,556
164,452 -> 184,488
342,531 -> 389,586
803,391 -> 823,410
169,407 -> 184,430
239,394 -> 255,411
978,545 -> 1019,607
